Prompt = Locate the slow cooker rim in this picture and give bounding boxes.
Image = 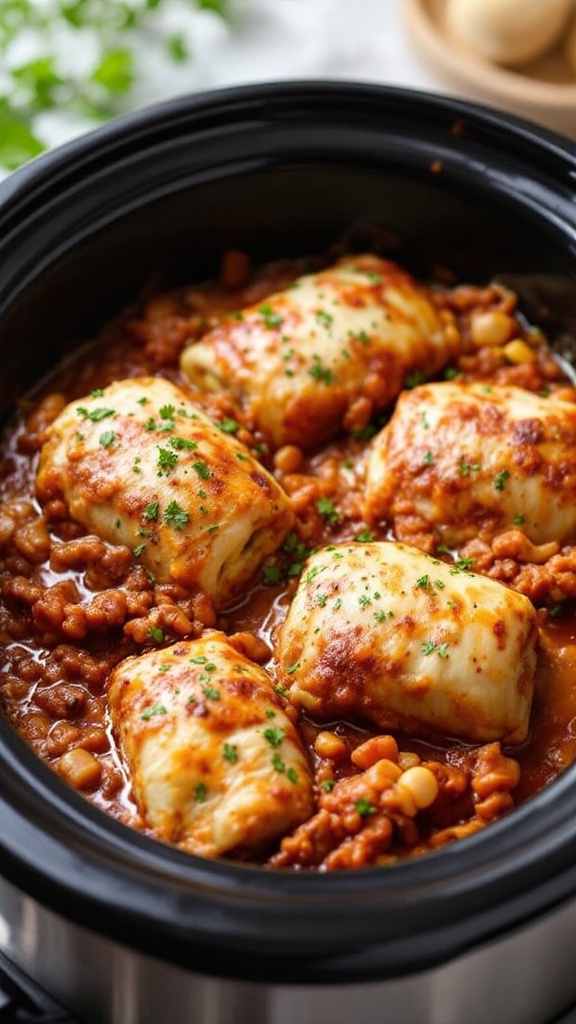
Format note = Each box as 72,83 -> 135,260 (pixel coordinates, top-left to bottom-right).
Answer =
2,79 -> 576,982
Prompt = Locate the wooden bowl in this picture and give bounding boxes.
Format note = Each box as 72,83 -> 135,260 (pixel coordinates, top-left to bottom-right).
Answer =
402,0 -> 576,138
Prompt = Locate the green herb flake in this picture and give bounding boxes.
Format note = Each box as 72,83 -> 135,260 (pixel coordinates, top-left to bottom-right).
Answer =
513,513 -> 525,525
203,685 -> 220,701
494,469 -> 510,492
223,742 -> 238,763
192,460 -> 211,480
194,781 -> 207,803
308,355 -> 335,385
143,501 -> 159,522
404,370 -> 426,389
315,496 -> 339,525
262,564 -> 281,585
321,779 -> 335,792
169,436 -> 198,450
99,430 -> 115,448
147,626 -> 165,643
259,304 -> 284,329
315,309 -> 333,329
163,500 -> 190,531
218,418 -> 240,434
141,703 -> 167,720
284,661 -> 300,675
263,726 -> 286,747
422,450 -> 434,465
77,406 -> 115,422
157,447 -> 178,474
355,797 -> 377,817
355,530 -> 375,543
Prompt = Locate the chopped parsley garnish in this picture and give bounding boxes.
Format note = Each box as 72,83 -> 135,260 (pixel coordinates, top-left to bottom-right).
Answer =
308,355 -> 335,385
284,661 -> 300,675
355,797 -> 377,817
157,447 -> 178,474
262,564 -> 281,585
355,530 -> 375,542
513,513 -> 525,525
259,304 -> 284,329
223,742 -> 238,763
99,430 -> 115,448
143,501 -> 159,522
263,726 -> 286,747
163,500 -> 190,531
321,779 -> 335,792
404,370 -> 426,389
90,388 -> 104,398
141,703 -> 167,720
203,685 -> 220,701
77,406 -> 115,422
218,418 -> 240,434
459,460 -> 481,476
315,496 -> 338,525
192,460 -> 211,480
169,436 -> 198,450
315,309 -> 333,329
423,450 -> 434,465
133,542 -> 146,557
494,469 -> 510,492
147,626 -> 165,643
351,424 -> 378,441
159,404 -> 176,420
194,782 -> 207,803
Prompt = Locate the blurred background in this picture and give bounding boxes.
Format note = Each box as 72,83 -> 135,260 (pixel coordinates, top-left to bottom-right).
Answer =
0,0 -> 575,179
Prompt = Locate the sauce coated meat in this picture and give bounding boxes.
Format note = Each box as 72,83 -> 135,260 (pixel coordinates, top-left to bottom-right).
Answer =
2,248 -> 576,871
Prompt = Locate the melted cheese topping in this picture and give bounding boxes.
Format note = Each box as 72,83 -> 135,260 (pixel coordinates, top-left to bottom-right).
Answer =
364,381 -> 576,547
108,633 -> 314,856
181,254 -> 459,449
35,377 -> 294,609
277,541 -> 538,744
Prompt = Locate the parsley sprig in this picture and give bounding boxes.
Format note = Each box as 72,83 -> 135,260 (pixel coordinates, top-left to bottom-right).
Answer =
0,0 -> 231,172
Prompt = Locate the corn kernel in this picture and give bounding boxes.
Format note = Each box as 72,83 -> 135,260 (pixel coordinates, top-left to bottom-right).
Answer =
503,339 -> 536,365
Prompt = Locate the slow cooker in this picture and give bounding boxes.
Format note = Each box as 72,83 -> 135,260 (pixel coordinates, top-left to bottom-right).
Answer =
1,81 -> 576,1024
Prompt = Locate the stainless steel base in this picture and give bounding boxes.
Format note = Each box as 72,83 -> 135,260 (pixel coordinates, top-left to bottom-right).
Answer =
2,874 -> 576,1024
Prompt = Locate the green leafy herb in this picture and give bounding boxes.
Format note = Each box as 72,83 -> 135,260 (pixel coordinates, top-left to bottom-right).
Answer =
259,304 -> 284,329
308,355 -> 334,384
157,447 -> 178,474
223,742 -> 238,763
194,781 -> 207,803
263,726 -> 286,747
192,460 -> 211,480
77,406 -> 115,422
0,0 -> 231,173
143,501 -> 159,522
355,797 -> 377,817
163,500 -> 189,531
99,430 -> 115,448
315,496 -> 339,525
141,703 -> 167,720
147,626 -> 165,643
494,469 -> 510,492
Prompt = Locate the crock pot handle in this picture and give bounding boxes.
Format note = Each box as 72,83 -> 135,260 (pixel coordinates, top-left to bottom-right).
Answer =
0,948 -> 80,1023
